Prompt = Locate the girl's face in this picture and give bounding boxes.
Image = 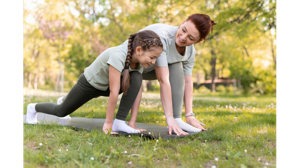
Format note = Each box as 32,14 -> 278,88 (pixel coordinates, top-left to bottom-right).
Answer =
175,20 -> 202,47
135,47 -> 162,69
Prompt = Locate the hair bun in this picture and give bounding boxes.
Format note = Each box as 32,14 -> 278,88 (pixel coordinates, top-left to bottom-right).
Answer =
211,20 -> 217,26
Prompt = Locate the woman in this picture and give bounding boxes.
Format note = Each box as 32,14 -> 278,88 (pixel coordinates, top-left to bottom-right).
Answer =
26,30 -> 163,134
118,13 -> 216,134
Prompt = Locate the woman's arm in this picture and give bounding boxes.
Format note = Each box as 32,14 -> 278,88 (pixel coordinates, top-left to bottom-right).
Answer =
184,75 -> 207,131
155,66 -> 188,135
103,65 -> 121,134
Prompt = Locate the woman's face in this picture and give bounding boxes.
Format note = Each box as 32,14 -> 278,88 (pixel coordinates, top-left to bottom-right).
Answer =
175,20 -> 201,47
136,47 -> 162,69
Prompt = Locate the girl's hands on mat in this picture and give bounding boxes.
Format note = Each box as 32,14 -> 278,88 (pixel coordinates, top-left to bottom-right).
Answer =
166,117 -> 188,135
186,116 -> 207,131
103,122 -> 118,135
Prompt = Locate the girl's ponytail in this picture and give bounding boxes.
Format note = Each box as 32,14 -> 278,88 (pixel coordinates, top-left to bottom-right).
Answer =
122,33 -> 136,95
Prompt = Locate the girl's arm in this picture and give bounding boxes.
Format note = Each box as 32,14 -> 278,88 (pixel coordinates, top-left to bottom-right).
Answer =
184,75 -> 207,131
103,65 -> 121,134
128,86 -> 146,131
155,66 -> 188,135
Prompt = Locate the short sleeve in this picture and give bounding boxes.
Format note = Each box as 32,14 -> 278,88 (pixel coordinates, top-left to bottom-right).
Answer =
106,51 -> 125,73
155,51 -> 168,67
182,49 -> 195,76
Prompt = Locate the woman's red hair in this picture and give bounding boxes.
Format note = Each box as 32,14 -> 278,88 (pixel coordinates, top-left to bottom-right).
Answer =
187,13 -> 216,41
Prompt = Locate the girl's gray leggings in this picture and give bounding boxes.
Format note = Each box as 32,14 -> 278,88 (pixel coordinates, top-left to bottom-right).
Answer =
142,62 -> 185,118
35,72 -> 142,120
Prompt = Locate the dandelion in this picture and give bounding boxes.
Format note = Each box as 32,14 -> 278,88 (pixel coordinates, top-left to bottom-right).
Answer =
244,149 -> 247,153
215,157 -> 218,161
39,143 -> 43,146
58,149 -> 61,152
128,135 -> 131,137
124,151 -> 127,154
90,157 -> 94,160
212,165 -> 216,168
156,139 -> 159,143
66,149 -> 68,151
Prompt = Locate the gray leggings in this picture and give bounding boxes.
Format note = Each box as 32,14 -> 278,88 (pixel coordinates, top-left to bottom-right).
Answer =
142,62 -> 184,118
35,72 -> 142,120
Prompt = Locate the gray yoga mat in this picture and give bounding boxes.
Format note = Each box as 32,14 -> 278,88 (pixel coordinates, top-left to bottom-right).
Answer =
23,113 -> 202,139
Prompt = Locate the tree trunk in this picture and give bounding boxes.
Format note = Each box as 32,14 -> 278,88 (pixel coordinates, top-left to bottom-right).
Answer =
28,72 -> 32,88
34,71 -> 39,90
210,50 -> 217,92
60,64 -> 64,93
55,67 -> 60,92
196,73 -> 200,85
270,38 -> 276,69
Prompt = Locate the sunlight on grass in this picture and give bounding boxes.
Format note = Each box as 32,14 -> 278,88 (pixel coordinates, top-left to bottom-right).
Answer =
23,95 -> 276,167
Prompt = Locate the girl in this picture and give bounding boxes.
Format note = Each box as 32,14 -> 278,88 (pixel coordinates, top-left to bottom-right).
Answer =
118,13 -> 216,134
26,30 -> 163,134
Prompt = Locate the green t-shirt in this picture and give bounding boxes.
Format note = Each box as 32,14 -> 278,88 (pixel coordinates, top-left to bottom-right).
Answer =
121,24 -> 195,76
84,44 -> 143,91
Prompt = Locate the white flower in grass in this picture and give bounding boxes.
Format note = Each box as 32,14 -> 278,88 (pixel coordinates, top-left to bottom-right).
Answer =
90,157 -> 94,160
66,149 -> 68,151
39,143 -> 43,146
266,162 -> 269,165
128,135 -> 131,137
124,151 -> 127,154
215,157 -> 218,161
58,149 -> 61,152
128,161 -> 132,165
149,132 -> 151,134
212,165 -> 216,168
244,149 -> 247,153
156,139 -> 159,143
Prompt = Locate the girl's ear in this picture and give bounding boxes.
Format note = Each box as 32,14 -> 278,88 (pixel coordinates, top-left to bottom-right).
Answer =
135,46 -> 142,56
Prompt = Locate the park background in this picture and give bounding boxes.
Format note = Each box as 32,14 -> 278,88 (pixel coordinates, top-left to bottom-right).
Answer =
23,0 -> 276,96
23,0 -> 278,167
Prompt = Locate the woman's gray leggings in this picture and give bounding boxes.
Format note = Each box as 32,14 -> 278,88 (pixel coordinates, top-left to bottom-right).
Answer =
35,72 -> 142,120
142,62 -> 185,118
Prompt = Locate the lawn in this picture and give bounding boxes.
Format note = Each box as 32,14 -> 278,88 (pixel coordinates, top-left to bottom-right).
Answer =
23,94 -> 276,168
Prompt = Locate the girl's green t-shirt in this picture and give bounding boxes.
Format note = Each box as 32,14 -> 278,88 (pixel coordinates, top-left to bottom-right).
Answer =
84,44 -> 143,91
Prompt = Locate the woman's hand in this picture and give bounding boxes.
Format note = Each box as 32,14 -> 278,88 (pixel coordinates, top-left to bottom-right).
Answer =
166,117 -> 188,135
186,116 -> 207,131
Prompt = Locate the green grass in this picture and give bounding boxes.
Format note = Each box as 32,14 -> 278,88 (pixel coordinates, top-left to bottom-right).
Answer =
23,94 -> 276,168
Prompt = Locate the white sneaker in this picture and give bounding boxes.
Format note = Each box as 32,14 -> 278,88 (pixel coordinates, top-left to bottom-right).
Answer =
26,103 -> 38,124
57,96 -> 71,120
57,96 -> 64,105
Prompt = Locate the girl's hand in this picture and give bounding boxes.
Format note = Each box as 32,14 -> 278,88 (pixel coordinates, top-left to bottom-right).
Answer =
186,116 -> 207,131
102,122 -> 118,135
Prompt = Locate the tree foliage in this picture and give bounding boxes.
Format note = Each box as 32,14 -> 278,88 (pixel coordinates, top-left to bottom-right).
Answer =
23,0 -> 276,94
